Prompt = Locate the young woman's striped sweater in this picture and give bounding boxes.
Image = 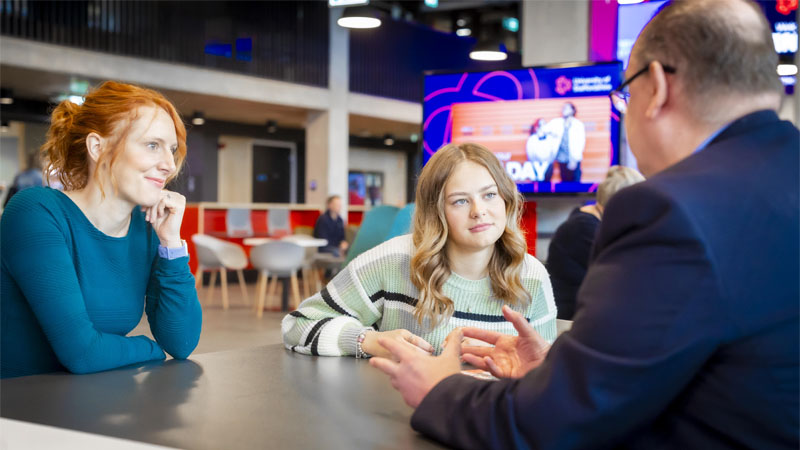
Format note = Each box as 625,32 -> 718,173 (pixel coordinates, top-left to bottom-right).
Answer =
281,234 -> 557,356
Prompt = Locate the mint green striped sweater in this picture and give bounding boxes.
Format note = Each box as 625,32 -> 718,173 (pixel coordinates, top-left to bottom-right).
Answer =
281,234 -> 557,356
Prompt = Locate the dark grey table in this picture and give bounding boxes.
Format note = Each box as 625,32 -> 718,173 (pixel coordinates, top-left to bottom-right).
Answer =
0,344 -> 447,449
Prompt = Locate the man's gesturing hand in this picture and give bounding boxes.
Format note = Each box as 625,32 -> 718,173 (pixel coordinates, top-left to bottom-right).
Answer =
460,305 -> 551,378
369,330 -> 463,408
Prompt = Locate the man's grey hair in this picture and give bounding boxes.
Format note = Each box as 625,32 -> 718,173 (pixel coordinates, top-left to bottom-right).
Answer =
635,0 -> 782,117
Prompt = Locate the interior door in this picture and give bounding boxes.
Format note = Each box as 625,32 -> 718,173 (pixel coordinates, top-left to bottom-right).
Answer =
252,144 -> 293,203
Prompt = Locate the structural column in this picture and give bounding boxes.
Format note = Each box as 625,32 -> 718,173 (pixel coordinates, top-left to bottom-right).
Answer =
521,0 -> 589,67
521,0 -> 590,260
305,7 -> 350,214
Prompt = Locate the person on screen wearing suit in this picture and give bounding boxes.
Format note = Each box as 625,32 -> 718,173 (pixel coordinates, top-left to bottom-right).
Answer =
543,102 -> 586,183
369,0 -> 799,448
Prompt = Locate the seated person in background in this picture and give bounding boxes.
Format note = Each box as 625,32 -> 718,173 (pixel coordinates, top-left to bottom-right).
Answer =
2,151 -> 44,208
0,81 -> 202,378
547,165 -> 644,319
314,194 -> 348,257
282,143 -> 557,358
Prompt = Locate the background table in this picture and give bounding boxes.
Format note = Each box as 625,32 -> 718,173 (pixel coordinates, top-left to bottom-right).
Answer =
0,345 -> 446,450
242,237 -> 328,247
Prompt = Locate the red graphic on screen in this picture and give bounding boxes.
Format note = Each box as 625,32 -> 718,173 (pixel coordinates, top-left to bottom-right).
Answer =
555,76 -> 572,95
777,0 -> 797,15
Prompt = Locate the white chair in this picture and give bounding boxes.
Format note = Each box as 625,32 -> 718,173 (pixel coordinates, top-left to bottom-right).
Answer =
191,234 -> 250,309
281,234 -> 322,296
250,241 -> 305,318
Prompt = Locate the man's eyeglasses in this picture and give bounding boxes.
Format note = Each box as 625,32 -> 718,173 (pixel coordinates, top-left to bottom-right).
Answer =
609,64 -> 676,114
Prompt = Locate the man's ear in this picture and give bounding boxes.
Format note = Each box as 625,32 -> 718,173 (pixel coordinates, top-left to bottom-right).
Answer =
645,61 -> 670,119
85,132 -> 104,163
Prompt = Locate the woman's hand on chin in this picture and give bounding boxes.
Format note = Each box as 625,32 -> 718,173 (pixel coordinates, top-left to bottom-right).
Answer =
142,190 -> 186,247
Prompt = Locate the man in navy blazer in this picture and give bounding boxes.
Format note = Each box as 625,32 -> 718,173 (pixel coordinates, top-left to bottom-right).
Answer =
370,0 -> 799,448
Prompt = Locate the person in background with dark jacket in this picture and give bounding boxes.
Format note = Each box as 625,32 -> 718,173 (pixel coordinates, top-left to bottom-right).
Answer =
2,151 -> 43,208
547,165 -> 644,319
314,194 -> 348,257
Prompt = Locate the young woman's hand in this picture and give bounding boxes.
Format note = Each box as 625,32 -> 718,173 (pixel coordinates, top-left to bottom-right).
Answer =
361,329 -> 434,360
143,189 -> 186,248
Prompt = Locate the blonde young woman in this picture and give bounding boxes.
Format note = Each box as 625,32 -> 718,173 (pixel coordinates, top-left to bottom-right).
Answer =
282,143 -> 557,358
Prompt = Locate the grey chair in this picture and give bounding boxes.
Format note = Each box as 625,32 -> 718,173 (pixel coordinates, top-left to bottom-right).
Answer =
250,241 -> 305,317
225,208 -> 253,237
281,234 -> 322,296
191,234 -> 250,309
267,208 -> 291,237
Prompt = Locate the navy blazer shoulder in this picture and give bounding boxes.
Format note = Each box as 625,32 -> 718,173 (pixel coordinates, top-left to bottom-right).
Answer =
411,110 -> 799,450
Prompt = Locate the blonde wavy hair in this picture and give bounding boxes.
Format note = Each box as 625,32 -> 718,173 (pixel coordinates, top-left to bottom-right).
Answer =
410,143 -> 531,326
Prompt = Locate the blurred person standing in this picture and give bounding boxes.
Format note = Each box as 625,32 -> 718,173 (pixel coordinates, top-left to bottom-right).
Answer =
547,166 -> 645,320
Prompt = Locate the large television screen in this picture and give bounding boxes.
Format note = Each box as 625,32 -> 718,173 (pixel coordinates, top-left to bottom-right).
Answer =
423,62 -> 622,194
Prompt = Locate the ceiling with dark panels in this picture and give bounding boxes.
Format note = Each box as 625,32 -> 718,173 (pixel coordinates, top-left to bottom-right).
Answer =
0,65 -> 419,139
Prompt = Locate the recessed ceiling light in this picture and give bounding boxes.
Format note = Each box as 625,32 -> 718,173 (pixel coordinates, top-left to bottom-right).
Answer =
777,64 -> 798,76
191,111 -> 205,126
338,6 -> 382,29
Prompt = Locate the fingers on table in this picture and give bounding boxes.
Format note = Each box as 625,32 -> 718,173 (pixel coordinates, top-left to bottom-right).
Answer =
378,337 -> 416,361
406,333 -> 434,353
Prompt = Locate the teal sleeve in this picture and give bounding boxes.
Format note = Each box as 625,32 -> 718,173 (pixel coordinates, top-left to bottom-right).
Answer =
144,251 -> 202,359
0,198 -> 166,374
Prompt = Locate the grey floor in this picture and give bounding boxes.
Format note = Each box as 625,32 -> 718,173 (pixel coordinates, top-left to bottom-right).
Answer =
132,282 -> 288,355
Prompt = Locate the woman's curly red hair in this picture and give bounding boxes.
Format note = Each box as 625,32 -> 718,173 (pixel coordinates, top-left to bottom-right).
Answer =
42,81 -> 186,192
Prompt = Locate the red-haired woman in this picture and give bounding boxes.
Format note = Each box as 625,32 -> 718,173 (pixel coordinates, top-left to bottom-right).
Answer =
1,81 -> 202,378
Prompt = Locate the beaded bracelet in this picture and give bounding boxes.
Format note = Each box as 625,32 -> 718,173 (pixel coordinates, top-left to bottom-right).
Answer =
356,330 -> 372,359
